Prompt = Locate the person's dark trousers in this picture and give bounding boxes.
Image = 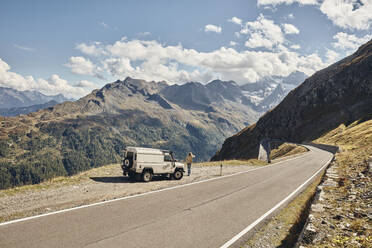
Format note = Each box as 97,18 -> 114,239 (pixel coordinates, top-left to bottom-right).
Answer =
187,163 -> 191,176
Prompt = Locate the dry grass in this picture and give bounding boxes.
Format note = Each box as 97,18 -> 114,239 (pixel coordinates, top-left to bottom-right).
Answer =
0,163 -> 119,197
270,143 -> 308,160
303,119 -> 372,247
314,119 -> 372,199
315,119 -> 372,163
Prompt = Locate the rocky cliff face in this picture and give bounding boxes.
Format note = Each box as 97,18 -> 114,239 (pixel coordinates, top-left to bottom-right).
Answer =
212,40 -> 372,161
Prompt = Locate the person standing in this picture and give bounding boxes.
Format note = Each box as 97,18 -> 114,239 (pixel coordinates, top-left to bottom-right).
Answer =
185,152 -> 195,176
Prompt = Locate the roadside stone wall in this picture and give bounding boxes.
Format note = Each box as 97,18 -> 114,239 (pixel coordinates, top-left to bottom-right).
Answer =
298,156 -> 371,247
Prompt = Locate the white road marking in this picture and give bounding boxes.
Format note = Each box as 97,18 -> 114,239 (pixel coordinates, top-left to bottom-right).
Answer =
220,153 -> 334,248
0,151 -> 312,227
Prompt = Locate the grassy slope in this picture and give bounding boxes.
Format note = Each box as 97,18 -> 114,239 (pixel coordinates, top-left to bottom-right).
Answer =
315,119 -> 372,163
270,143 -> 308,160
306,119 -> 372,247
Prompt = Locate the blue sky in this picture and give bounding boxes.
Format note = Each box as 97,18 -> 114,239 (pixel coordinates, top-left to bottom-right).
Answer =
0,0 -> 371,98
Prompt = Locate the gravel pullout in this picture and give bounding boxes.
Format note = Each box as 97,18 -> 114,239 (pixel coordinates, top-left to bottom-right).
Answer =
0,164 -> 258,223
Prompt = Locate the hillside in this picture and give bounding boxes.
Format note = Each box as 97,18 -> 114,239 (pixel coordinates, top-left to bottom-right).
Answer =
0,77 -> 259,189
212,40 -> 372,161
298,119 -> 372,247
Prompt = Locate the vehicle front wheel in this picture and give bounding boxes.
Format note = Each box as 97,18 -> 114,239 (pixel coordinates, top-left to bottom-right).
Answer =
142,170 -> 153,182
173,170 -> 183,180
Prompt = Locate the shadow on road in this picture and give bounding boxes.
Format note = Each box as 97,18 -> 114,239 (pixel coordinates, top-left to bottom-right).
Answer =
90,176 -> 132,183
90,176 -> 172,183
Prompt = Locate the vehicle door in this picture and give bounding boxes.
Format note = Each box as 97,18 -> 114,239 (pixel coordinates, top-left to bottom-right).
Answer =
161,153 -> 173,173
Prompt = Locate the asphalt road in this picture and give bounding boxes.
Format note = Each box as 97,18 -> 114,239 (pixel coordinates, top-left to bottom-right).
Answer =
0,146 -> 333,248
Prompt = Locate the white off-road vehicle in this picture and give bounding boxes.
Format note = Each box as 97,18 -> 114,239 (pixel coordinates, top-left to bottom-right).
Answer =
121,147 -> 185,182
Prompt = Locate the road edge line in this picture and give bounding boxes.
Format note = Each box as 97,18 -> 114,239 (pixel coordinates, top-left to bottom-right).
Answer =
0,151 -> 312,227
219,153 -> 334,248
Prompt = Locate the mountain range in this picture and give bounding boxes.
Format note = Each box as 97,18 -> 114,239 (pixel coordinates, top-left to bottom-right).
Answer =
0,70 -> 306,117
0,100 -> 59,117
0,77 -> 261,189
0,87 -> 72,116
212,40 -> 372,161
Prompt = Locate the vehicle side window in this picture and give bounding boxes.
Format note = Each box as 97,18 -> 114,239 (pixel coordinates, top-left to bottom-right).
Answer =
164,154 -> 172,162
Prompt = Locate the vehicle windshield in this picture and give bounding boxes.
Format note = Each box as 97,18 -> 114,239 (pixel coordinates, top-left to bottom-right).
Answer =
164,154 -> 172,162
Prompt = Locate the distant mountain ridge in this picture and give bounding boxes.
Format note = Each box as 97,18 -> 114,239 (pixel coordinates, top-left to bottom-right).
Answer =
0,100 -> 58,117
0,87 -> 72,109
160,80 -> 256,112
239,71 -> 307,112
212,39 -> 372,161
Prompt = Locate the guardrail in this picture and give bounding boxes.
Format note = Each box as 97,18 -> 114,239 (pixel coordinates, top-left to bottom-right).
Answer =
303,142 -> 339,154
258,140 -> 339,163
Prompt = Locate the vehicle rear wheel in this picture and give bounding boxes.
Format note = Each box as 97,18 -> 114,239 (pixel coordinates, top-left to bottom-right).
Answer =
142,170 -> 153,182
173,170 -> 183,180
124,159 -> 132,167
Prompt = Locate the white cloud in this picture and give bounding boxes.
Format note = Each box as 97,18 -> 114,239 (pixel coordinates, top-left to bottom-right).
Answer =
76,80 -> 98,89
242,14 -> 285,49
204,24 -> 222,33
325,49 -> 341,64
257,0 -> 319,6
76,42 -> 106,56
290,44 -> 301,49
332,32 -> 372,51
103,57 -> 135,77
65,56 -> 102,78
288,13 -> 295,19
320,0 -> 372,30
282,23 -> 300,34
95,38 -> 327,84
258,0 -> 372,30
228,17 -> 243,26
0,58 -> 89,98
229,41 -> 238,46
14,44 -> 35,52
136,31 -> 151,36
245,33 -> 276,49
